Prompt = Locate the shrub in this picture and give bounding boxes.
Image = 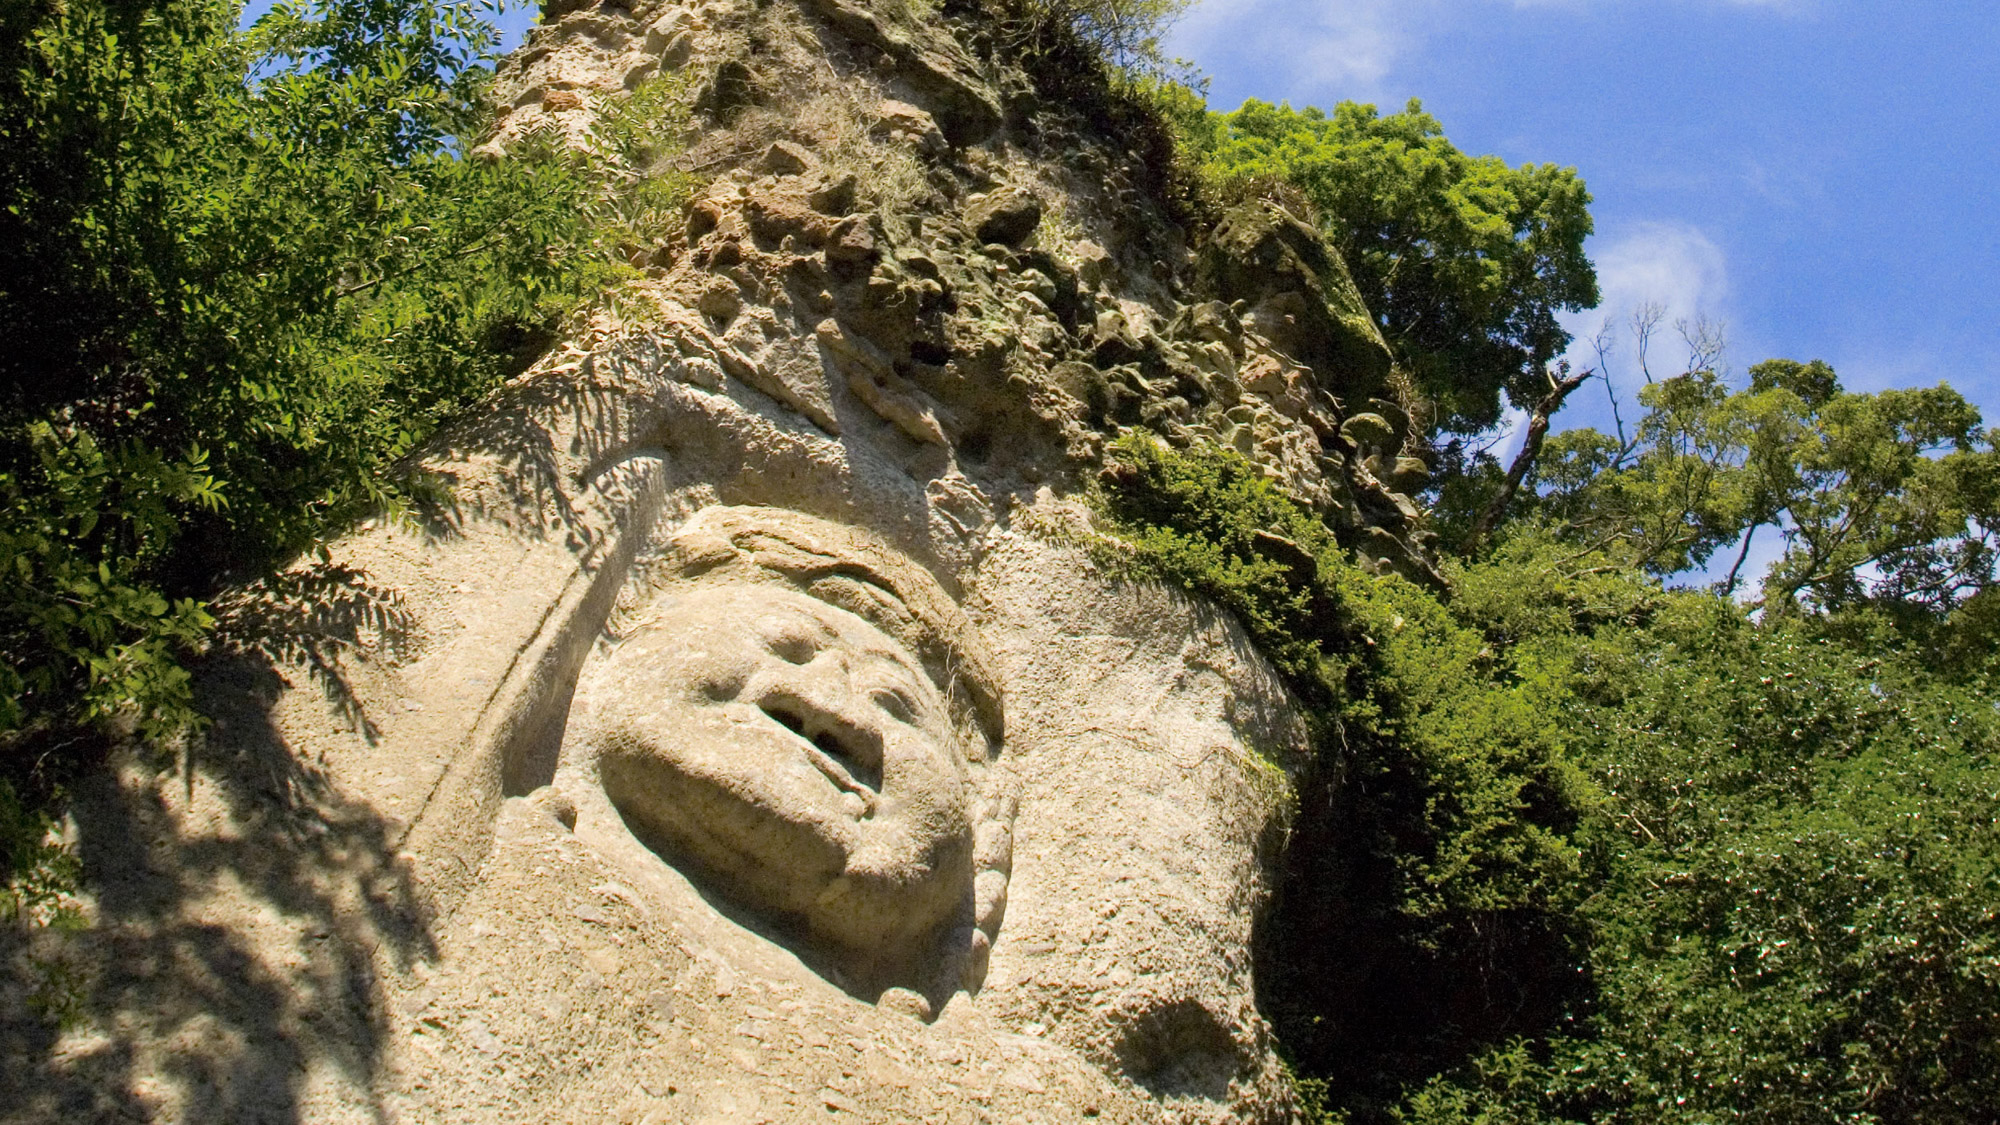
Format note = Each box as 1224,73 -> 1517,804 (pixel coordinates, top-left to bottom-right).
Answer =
1093,440 -> 2000,1123
972,0 -> 1213,227
0,0 -> 678,916
982,0 -> 1192,75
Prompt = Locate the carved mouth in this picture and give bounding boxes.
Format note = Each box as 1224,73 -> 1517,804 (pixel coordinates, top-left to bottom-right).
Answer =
762,702 -> 883,811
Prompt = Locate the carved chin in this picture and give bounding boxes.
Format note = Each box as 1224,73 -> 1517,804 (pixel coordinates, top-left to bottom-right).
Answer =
597,736 -> 973,961
811,817 -> 976,949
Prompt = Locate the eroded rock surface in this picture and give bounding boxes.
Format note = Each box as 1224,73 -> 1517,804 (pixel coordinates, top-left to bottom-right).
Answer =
1,1 -> 1447,1121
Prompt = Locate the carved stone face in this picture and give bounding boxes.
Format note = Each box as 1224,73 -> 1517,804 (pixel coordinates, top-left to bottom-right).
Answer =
588,583 -> 976,975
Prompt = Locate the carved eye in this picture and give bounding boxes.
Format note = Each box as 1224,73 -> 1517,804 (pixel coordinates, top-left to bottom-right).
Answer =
766,631 -> 819,665
871,688 -> 919,724
697,673 -> 744,703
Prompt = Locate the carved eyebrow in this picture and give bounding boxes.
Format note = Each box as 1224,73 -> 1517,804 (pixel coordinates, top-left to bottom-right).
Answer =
848,644 -> 939,705
868,685 -> 922,723
761,605 -> 838,636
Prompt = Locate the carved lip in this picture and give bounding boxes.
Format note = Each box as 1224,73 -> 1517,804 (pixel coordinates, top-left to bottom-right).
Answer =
759,702 -> 882,816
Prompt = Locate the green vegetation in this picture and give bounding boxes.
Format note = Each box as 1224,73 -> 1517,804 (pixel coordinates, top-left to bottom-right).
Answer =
1096,439 -> 1597,1118
0,0 -> 684,885
978,0 -> 1212,225
1100,77 -> 2000,1119
1093,93 -> 2000,1119
1183,98 -> 1599,434
1420,540 -> 2000,1124
1097,434 -> 2000,1124
980,0 -> 1193,76
3,0 -> 1995,1116
1535,360 -> 2000,621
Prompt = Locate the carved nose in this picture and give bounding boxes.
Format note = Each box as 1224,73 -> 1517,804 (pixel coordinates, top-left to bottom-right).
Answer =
757,670 -> 886,797
784,653 -> 863,724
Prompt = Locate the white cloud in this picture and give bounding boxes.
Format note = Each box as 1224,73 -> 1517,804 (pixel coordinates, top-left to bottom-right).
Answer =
1591,221 -> 1729,324
1170,0 -> 1813,102
1170,0 -> 1416,99
1561,220 -> 1730,383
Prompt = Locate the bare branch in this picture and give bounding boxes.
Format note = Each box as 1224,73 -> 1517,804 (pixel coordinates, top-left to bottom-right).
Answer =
1589,318 -> 1639,463
1632,301 -> 1665,385
1676,313 -> 1727,376
1463,362 -> 1596,554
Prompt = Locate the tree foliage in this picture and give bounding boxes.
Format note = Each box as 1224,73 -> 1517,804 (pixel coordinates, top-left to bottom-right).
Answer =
1096,440 -> 1600,1114
1094,438 -> 2000,1125
1530,359 -> 2000,628
1190,98 -> 1599,434
0,0 -> 626,758
0,0 -> 694,904
1405,547 -> 2000,1124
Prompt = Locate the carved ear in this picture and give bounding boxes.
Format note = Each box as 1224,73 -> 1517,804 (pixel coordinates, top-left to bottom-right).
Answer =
961,771 -> 1019,993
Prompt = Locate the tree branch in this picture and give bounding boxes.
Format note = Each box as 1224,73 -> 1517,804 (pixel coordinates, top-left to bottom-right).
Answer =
1721,519 -> 1762,597
1463,362 -> 1593,554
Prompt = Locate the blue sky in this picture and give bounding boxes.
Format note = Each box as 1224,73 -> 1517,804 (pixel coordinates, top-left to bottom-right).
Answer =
1166,0 -> 2000,438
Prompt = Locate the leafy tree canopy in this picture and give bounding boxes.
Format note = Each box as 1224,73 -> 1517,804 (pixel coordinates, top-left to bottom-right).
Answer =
0,0 -> 649,786
1526,360 -> 2000,636
1096,438 -> 2000,1124
1190,98 -> 1600,434
1401,536 -> 2000,1125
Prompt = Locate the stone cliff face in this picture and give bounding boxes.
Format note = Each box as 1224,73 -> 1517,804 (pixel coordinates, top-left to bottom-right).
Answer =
488,0 -> 1444,587
0,3 -> 1443,1123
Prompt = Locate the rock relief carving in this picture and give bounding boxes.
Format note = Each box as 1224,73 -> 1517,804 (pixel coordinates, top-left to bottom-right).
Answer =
565,505 -> 1013,1017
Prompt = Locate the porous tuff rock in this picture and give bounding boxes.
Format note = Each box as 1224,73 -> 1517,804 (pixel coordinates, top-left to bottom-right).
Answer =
1,2 -> 1447,1122
1198,200 -> 1391,401
967,186 -> 1043,246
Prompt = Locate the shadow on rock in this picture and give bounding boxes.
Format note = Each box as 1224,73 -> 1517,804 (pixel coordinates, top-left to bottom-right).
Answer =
214,562 -> 420,746
412,347 -> 662,554
0,648 -> 437,1124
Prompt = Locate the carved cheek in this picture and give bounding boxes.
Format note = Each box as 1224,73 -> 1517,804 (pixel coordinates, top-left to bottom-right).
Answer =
601,628 -> 758,713
875,728 -> 972,844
